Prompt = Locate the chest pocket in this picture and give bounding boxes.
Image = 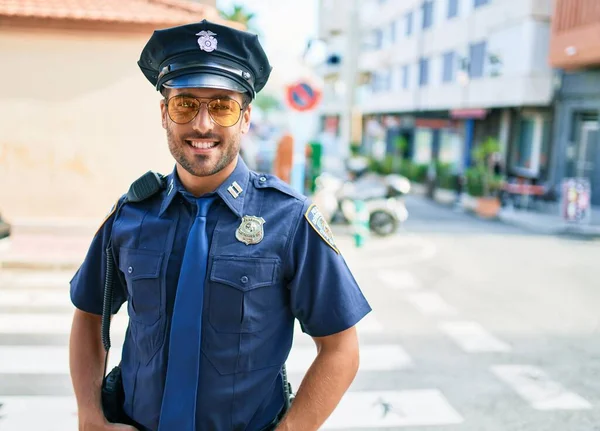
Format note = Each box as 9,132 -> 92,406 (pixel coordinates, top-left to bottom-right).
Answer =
119,247 -> 164,326
208,256 -> 284,333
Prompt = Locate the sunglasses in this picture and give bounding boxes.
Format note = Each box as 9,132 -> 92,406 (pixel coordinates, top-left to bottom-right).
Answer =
166,95 -> 243,127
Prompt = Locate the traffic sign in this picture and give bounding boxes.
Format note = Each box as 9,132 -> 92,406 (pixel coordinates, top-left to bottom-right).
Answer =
285,81 -> 321,112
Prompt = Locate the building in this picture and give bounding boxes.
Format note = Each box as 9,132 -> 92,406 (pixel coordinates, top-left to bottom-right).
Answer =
317,0 -> 556,192
549,0 -> 600,206
0,0 -> 239,221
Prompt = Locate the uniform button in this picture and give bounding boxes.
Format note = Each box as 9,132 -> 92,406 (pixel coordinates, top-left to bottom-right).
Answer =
259,176 -> 266,182
240,276 -> 249,284
128,266 -> 133,274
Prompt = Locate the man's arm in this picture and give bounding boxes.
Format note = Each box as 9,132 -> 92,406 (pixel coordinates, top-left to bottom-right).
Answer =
69,309 -> 136,430
276,326 -> 360,431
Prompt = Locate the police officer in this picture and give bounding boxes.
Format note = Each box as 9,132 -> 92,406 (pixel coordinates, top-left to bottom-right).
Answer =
69,20 -> 371,431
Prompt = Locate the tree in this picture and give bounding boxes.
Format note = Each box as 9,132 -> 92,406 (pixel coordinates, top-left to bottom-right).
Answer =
219,4 -> 260,36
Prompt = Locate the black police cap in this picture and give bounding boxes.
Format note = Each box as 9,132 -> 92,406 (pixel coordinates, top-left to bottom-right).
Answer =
138,20 -> 272,99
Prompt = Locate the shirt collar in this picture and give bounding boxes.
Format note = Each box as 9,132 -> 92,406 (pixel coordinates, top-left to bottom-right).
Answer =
159,156 -> 250,218
215,156 -> 250,218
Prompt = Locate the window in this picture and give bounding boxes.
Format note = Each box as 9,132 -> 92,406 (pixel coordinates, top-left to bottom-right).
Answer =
469,41 -> 487,78
373,28 -> 383,49
389,21 -> 397,45
422,1 -> 434,30
405,11 -> 414,36
448,0 -> 459,18
419,58 -> 430,87
511,114 -> 548,176
372,70 -> 392,93
402,65 -> 410,89
474,0 -> 490,7
442,51 -> 455,83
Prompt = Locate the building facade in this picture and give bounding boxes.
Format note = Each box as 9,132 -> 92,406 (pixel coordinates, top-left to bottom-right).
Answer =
317,0 -> 556,193
549,0 -> 600,206
0,0 -> 240,221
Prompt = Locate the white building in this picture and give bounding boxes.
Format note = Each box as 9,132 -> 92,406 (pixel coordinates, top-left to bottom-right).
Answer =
317,0 -> 556,187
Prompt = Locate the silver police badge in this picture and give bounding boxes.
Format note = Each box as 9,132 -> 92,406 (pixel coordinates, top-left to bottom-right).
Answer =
196,30 -> 218,52
236,216 -> 265,245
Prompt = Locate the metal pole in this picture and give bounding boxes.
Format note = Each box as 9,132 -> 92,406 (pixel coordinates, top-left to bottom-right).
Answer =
339,0 -> 360,163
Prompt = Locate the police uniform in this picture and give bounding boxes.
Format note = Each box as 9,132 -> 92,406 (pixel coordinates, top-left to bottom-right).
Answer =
70,20 -> 371,431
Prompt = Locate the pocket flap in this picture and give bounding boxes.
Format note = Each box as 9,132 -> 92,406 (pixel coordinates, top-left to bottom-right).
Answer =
119,247 -> 164,281
210,256 -> 277,291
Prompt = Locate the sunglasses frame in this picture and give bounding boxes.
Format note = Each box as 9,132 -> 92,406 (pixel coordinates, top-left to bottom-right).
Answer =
165,95 -> 244,127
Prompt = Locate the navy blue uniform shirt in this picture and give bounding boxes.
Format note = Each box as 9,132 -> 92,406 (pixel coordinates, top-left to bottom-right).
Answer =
70,157 -> 371,431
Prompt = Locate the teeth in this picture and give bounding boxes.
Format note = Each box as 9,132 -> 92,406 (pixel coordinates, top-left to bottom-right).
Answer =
189,141 -> 217,149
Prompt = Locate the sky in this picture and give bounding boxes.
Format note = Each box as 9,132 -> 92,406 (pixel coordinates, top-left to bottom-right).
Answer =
216,0 -> 321,95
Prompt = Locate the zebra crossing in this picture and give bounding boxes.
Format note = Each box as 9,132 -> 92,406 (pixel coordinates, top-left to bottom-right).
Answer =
0,267 -> 594,430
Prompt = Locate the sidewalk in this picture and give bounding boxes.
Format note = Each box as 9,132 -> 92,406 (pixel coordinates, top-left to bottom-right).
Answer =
0,219 -> 98,270
411,183 -> 600,238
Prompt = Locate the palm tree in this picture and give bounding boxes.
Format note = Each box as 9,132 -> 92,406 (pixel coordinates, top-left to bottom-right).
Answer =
219,4 -> 260,35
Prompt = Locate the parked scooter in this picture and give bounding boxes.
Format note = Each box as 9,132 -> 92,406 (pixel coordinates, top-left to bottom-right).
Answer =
313,159 -> 410,236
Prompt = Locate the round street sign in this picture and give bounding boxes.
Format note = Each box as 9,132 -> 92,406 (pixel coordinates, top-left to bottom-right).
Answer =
285,81 -> 322,112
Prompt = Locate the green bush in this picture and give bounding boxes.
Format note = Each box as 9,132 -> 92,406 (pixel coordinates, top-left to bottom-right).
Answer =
436,162 -> 454,190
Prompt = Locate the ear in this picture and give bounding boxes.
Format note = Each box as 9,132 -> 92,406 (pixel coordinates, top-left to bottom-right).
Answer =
240,104 -> 252,134
160,99 -> 168,130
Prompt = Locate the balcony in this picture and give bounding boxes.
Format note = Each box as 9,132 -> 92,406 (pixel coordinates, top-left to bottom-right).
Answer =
549,0 -> 600,69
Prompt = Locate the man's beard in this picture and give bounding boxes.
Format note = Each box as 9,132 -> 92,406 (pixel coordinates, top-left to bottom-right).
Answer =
166,125 -> 240,177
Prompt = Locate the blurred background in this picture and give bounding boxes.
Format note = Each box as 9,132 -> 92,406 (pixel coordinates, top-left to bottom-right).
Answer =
0,0 -> 599,430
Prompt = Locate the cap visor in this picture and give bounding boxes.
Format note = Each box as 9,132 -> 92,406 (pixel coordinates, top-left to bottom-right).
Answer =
163,73 -> 246,93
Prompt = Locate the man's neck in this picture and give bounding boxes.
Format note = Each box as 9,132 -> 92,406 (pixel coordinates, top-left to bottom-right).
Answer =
177,158 -> 238,197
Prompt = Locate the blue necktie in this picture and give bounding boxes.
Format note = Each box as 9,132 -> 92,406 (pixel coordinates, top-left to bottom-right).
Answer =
159,196 -> 214,431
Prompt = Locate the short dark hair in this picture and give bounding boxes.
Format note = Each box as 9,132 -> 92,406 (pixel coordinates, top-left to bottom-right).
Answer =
241,92 -> 252,110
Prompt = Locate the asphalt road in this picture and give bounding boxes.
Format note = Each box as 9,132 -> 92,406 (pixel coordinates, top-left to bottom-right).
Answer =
0,195 -> 598,430
319,195 -> 600,431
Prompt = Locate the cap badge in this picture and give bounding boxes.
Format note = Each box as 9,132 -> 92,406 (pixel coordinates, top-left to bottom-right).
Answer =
196,30 -> 218,53
236,216 -> 265,245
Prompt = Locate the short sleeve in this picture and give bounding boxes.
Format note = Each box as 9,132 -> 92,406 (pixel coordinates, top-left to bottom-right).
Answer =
287,200 -> 371,337
70,198 -> 127,316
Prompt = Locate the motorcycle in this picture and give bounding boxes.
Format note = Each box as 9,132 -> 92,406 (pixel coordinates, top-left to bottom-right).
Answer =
313,166 -> 410,237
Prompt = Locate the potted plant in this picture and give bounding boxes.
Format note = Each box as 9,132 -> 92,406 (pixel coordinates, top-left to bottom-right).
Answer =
468,137 -> 503,218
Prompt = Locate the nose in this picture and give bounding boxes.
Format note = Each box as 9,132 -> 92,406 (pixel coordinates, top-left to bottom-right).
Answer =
191,104 -> 214,134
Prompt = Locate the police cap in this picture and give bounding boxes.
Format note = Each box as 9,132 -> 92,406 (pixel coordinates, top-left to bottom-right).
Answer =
138,20 -> 272,99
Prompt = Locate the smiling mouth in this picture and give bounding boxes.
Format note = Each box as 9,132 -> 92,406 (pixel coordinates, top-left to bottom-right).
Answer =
186,140 -> 219,150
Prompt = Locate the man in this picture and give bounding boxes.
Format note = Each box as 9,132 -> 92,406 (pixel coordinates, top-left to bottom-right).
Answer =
69,20 -> 371,431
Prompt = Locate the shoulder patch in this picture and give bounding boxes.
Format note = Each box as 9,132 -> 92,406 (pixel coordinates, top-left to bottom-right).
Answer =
304,204 -> 339,254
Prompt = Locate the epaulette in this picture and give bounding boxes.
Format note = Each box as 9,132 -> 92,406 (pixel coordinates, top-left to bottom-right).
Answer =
252,173 -> 305,201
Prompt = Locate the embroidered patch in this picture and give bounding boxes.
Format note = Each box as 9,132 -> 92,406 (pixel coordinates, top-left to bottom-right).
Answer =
304,204 -> 339,254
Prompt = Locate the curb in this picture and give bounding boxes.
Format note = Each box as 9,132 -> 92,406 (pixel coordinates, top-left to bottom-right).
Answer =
0,258 -> 82,271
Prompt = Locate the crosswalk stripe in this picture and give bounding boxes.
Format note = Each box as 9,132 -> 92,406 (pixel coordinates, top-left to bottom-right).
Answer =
0,396 -> 78,430
491,365 -> 592,410
294,313 -> 383,338
321,389 -> 464,428
0,271 -> 73,289
377,270 -> 421,290
405,292 -> 457,316
286,344 -> 412,374
0,290 -> 71,308
0,390 -> 465,430
0,346 -> 122,374
0,313 -> 130,334
440,321 -> 511,353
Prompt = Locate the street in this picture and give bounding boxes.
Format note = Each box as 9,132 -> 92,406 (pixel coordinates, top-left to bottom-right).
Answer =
0,195 -> 599,430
